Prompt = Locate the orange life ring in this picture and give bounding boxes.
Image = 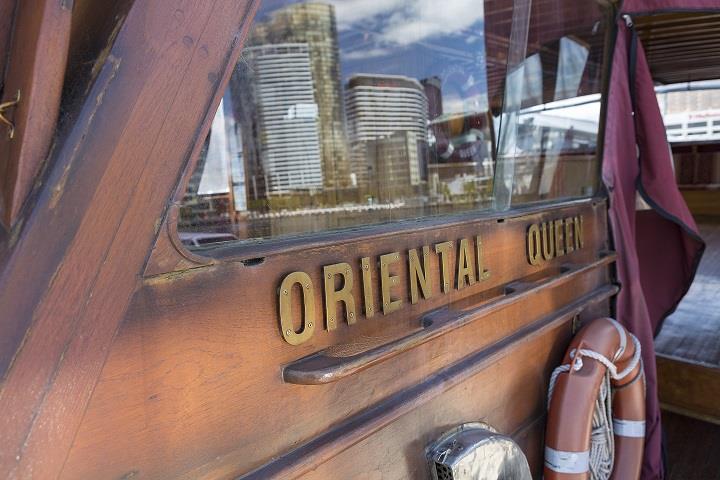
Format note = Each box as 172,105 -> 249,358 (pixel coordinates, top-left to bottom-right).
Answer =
544,317 -> 645,480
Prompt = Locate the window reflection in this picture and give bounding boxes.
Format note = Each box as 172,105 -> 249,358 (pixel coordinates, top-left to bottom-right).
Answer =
179,0 -> 607,249
494,1 -> 606,207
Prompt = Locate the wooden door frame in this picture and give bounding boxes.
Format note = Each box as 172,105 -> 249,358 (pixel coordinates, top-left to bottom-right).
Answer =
0,1 -> 260,477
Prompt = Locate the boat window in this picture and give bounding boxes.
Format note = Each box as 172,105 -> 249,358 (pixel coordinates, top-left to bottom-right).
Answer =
493,0 -> 607,209
177,0 -> 608,251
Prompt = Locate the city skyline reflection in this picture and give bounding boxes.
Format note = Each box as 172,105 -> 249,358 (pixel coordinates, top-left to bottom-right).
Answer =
179,0 -> 605,249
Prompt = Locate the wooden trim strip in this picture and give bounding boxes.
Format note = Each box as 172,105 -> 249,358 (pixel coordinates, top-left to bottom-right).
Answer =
179,198 -> 604,264
657,354 -> 720,424
241,283 -> 618,480
283,254 -> 616,384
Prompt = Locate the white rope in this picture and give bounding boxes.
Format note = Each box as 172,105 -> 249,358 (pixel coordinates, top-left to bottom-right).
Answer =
589,374 -> 614,479
547,326 -> 643,480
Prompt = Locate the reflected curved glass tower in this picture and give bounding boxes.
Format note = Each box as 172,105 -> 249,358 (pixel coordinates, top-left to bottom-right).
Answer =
249,3 -> 350,194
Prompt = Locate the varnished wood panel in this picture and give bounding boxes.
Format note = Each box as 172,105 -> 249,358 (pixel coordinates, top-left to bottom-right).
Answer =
0,0 -> 72,226
0,1 -> 16,90
0,1 -> 616,478
658,355 -> 720,423
60,201 -> 610,479
298,317 -> 570,480
680,189 -> 720,218
0,1 -> 260,478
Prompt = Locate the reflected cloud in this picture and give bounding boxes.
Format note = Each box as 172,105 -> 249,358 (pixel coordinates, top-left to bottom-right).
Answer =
342,47 -> 395,60
329,0 -> 484,46
328,0 -> 408,26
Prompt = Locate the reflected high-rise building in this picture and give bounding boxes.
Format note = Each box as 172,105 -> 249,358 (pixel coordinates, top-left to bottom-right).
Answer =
234,44 -> 323,195
345,74 -> 429,195
248,3 -> 350,195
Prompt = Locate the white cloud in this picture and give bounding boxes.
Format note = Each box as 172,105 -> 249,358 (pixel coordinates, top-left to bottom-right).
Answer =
327,0 -> 408,27
342,47 -> 395,60
328,0 -> 484,46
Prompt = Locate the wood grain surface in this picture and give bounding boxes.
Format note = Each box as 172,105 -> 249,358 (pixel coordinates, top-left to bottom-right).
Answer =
0,2 -> 615,478
0,1 -> 260,478
59,200 -> 612,479
658,355 -> 720,424
0,0 -> 72,227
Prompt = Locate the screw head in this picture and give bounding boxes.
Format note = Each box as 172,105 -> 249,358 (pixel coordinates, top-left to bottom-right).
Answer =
349,312 -> 354,318
283,289 -> 288,295
308,322 -> 313,328
285,329 -> 292,336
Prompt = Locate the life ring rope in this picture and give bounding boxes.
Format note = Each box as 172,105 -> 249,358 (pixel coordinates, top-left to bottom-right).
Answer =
544,318 -> 646,480
547,320 -> 642,406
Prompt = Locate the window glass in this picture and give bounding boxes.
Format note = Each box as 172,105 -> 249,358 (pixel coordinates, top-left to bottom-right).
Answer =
179,0 -> 608,249
493,0 -> 606,208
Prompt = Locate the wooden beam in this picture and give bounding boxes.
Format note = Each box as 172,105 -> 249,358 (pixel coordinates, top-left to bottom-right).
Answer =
0,0 -> 72,227
0,0 -> 259,477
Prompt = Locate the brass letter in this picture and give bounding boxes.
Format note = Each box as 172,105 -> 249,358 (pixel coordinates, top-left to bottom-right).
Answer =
574,215 -> 584,250
380,252 -> 403,314
476,235 -> 490,280
527,224 -> 542,265
541,222 -> 555,260
279,272 -> 316,345
435,241 -> 454,293
361,257 -> 375,318
408,247 -> 433,304
323,263 -> 356,330
565,218 -> 574,253
457,238 -> 476,289
554,219 -> 565,256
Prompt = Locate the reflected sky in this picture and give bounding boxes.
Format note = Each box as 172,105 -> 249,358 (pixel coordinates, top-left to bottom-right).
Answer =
255,0 -> 489,114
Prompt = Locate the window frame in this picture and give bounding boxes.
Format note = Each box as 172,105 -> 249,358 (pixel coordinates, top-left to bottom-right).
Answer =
168,0 -> 617,264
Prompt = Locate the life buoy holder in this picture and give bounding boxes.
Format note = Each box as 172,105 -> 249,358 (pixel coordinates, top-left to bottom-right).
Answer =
544,317 -> 645,480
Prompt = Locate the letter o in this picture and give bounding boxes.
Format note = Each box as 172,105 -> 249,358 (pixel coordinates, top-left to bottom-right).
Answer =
279,271 -> 316,345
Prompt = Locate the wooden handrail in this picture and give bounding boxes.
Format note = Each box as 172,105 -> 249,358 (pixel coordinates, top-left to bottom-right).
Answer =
283,253 -> 616,385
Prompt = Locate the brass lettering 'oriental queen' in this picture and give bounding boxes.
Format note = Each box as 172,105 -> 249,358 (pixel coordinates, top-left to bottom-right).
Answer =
278,236 -> 490,345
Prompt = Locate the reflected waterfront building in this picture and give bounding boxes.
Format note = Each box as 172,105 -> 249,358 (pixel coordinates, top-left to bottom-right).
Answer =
234,44 -> 323,197
345,74 -> 429,200
246,3 -> 351,199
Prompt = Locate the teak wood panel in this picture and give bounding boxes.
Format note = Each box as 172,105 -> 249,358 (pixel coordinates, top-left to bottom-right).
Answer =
0,1 -> 260,478
0,0 -> 72,226
298,318 -> 571,480
658,354 -> 720,424
59,201 -> 611,479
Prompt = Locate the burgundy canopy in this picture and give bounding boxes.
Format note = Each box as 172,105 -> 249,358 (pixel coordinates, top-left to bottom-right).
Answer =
603,2 -> 714,477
